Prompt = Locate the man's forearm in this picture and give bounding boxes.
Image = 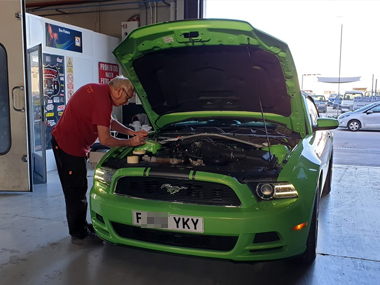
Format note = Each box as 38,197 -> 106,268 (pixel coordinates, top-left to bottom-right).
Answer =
97,122 -> 147,148
99,135 -> 135,147
110,119 -> 135,136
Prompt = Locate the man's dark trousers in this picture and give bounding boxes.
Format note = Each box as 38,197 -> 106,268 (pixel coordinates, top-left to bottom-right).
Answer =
52,136 -> 89,239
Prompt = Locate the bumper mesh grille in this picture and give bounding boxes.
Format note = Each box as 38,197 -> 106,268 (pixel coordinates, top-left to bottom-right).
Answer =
114,177 -> 241,206
111,222 -> 238,251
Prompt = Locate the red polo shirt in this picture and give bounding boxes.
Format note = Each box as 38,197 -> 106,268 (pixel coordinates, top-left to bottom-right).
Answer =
52,83 -> 112,157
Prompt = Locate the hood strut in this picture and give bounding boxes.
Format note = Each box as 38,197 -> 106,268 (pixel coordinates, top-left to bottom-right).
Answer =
246,38 -> 273,170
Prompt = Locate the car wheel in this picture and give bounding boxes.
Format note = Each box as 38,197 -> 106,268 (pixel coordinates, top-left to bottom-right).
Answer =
347,119 -> 361,131
295,192 -> 318,264
322,156 -> 333,196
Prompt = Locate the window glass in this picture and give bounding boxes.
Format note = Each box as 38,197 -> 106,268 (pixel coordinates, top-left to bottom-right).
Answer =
0,44 -> 10,154
371,105 -> 380,113
306,97 -> 318,126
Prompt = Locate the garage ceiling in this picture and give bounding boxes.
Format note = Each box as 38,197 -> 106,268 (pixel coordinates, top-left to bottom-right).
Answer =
26,0 -> 144,16
26,0 -> 123,9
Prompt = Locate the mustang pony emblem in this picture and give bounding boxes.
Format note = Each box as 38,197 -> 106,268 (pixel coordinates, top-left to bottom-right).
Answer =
161,184 -> 188,195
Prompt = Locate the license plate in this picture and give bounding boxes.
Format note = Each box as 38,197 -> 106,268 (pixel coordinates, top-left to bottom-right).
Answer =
132,211 -> 204,233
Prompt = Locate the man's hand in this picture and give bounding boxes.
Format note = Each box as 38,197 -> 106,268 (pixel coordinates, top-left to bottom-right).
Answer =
98,125 -> 147,147
129,135 -> 146,146
133,130 -> 149,139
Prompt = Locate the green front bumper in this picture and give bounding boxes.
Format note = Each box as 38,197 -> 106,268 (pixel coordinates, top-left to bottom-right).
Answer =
90,171 -> 313,262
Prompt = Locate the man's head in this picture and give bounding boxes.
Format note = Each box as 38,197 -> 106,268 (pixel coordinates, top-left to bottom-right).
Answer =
109,76 -> 135,107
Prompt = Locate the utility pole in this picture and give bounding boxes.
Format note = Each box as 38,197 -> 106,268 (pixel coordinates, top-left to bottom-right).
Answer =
337,24 -> 343,98
375,79 -> 378,97
337,24 -> 343,117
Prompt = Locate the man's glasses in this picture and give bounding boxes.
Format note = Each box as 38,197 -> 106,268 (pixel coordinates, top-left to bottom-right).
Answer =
123,88 -> 135,103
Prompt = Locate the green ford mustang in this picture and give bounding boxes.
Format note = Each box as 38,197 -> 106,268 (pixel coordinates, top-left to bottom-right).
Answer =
90,19 -> 338,263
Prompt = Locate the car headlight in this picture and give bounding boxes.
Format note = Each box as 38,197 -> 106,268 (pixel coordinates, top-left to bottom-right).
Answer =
94,167 -> 117,185
255,182 -> 298,200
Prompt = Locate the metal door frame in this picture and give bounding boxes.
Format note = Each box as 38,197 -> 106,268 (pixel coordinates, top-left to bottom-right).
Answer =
0,0 -> 32,191
27,44 -> 46,184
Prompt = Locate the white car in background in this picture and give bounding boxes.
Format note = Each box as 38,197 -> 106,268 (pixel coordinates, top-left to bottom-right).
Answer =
338,101 -> 380,131
340,91 -> 364,112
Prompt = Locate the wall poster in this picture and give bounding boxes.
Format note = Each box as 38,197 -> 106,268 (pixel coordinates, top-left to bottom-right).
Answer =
66,57 -> 74,101
98,62 -> 119,84
43,53 -> 65,149
46,23 -> 83,53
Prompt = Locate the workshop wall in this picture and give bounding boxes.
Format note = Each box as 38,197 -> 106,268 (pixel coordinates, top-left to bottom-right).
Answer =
27,0 -> 175,39
26,13 -> 121,171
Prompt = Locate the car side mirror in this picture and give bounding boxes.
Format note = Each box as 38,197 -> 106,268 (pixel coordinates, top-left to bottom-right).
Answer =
366,110 -> 373,115
314,118 -> 339,131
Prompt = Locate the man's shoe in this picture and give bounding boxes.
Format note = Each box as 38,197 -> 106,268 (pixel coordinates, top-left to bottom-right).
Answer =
71,233 -> 104,245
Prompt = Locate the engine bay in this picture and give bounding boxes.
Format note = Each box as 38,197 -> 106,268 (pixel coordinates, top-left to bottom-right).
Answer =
101,127 -> 299,177
140,135 -> 277,168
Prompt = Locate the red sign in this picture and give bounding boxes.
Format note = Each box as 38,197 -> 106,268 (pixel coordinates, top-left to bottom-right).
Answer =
99,62 -> 119,84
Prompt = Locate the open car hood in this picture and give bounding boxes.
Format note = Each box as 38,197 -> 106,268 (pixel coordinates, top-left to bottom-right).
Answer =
113,19 -> 306,136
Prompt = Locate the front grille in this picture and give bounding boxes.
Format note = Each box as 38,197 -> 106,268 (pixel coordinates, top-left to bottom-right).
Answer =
114,177 -> 241,206
111,222 -> 238,251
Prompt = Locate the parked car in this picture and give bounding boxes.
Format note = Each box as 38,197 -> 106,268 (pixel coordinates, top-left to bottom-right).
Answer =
327,93 -> 341,107
90,19 -> 338,264
310,95 -> 328,113
333,94 -> 343,109
338,101 -> 380,131
341,90 -> 364,112
327,94 -> 337,106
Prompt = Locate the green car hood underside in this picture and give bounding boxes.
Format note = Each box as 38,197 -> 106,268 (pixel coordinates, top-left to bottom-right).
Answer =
113,19 -> 307,137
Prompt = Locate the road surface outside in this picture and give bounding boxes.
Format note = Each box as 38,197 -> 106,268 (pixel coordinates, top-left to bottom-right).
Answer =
322,106 -> 380,166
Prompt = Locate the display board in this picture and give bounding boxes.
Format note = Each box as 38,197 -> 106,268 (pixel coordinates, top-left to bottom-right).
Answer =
43,53 -> 65,149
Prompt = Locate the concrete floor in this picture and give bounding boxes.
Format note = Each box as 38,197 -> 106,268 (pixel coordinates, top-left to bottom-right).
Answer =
1,164 -> 380,285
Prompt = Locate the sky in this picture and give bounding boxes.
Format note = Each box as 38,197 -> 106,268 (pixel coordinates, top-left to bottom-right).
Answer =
205,0 -> 380,94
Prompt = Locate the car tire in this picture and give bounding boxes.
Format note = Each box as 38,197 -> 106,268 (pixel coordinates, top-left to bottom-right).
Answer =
347,119 -> 361,131
294,192 -> 318,264
322,156 -> 333,196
